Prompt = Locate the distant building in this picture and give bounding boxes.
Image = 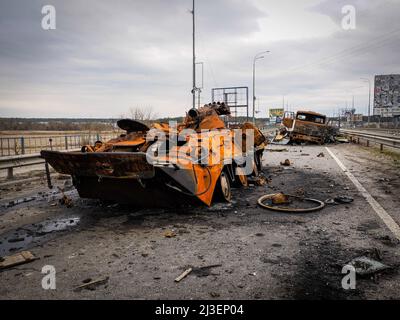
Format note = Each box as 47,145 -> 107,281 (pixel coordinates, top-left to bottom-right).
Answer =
374,74 -> 400,117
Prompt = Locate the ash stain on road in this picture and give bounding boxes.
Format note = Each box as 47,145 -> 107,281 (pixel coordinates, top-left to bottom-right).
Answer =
290,234 -> 364,300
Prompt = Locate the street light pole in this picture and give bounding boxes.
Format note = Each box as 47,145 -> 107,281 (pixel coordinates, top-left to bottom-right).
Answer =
252,51 -> 269,124
361,78 -> 371,126
252,60 -> 256,123
195,61 -> 204,108
192,0 -> 196,109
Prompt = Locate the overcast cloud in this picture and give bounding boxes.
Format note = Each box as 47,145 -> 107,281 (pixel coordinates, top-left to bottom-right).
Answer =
0,0 -> 399,118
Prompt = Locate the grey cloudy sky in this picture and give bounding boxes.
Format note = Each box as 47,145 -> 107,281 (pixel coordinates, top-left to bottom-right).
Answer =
0,0 -> 399,118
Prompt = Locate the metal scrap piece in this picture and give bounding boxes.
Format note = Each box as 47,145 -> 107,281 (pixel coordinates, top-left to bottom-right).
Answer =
348,256 -> 389,276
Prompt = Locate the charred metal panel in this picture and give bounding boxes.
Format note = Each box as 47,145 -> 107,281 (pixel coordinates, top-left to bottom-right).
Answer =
73,174 -> 200,207
41,151 -> 155,179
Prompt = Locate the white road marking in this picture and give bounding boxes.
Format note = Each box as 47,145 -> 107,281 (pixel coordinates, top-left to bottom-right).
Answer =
325,146 -> 400,241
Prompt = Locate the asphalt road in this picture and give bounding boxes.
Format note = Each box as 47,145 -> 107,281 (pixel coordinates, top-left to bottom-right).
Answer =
0,143 -> 399,299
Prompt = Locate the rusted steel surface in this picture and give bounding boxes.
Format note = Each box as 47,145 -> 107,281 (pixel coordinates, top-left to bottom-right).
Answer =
73,173 -> 198,207
41,102 -> 267,207
41,151 -> 155,179
280,110 -> 336,144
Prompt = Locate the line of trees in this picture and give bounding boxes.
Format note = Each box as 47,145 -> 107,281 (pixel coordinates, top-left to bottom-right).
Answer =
0,118 -> 115,131
0,106 -> 222,131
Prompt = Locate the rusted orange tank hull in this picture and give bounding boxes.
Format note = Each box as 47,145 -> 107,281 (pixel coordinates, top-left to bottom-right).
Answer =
41,102 -> 267,207
41,150 -> 220,206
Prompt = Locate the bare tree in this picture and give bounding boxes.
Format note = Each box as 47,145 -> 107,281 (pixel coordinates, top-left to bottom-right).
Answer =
126,106 -> 158,125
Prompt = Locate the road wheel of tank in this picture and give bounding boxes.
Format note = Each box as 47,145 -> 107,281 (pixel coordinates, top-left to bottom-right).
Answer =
214,170 -> 232,202
231,166 -> 248,187
236,172 -> 248,187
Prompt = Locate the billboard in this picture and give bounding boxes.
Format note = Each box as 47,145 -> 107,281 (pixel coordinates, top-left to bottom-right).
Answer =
269,108 -> 284,118
374,74 -> 400,117
351,114 -> 363,122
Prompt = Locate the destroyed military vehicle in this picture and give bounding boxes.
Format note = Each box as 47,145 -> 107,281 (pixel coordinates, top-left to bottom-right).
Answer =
275,110 -> 337,144
41,103 -> 267,207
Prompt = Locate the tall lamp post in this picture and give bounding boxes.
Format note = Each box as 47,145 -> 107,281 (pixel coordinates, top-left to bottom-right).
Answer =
361,77 -> 371,126
191,0 -> 196,109
252,50 -> 269,124
195,61 -> 204,108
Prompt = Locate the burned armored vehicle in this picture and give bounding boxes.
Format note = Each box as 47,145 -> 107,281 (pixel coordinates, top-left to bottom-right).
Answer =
275,110 -> 337,144
41,103 -> 267,207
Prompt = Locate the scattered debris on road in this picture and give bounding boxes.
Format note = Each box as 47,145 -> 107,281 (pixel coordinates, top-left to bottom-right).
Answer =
209,292 -> 220,298
334,196 -> 354,204
0,251 -> 35,270
7,236 -> 25,243
335,135 -> 349,143
325,199 -> 337,205
294,188 -> 305,197
271,193 -> 290,205
317,152 -> 325,158
207,202 -> 234,212
252,175 -> 268,186
347,256 -> 390,276
258,193 -> 325,213
268,148 -> 289,152
175,268 -> 192,282
325,196 -> 354,205
3,197 -> 36,208
271,136 -> 290,145
74,276 -> 109,291
59,194 -> 73,208
280,159 -> 291,166
164,230 -> 177,238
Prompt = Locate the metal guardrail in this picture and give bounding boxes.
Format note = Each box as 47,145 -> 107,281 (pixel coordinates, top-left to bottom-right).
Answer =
0,149 -> 79,180
0,132 -> 119,157
340,129 -> 400,151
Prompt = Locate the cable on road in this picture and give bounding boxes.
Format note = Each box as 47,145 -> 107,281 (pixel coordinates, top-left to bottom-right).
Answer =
257,194 -> 325,213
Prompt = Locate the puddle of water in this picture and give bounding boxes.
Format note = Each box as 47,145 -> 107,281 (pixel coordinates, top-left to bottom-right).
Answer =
0,217 -> 80,257
37,218 -> 79,234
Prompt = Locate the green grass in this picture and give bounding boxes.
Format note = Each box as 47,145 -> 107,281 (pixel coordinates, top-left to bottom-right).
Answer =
358,144 -> 400,167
